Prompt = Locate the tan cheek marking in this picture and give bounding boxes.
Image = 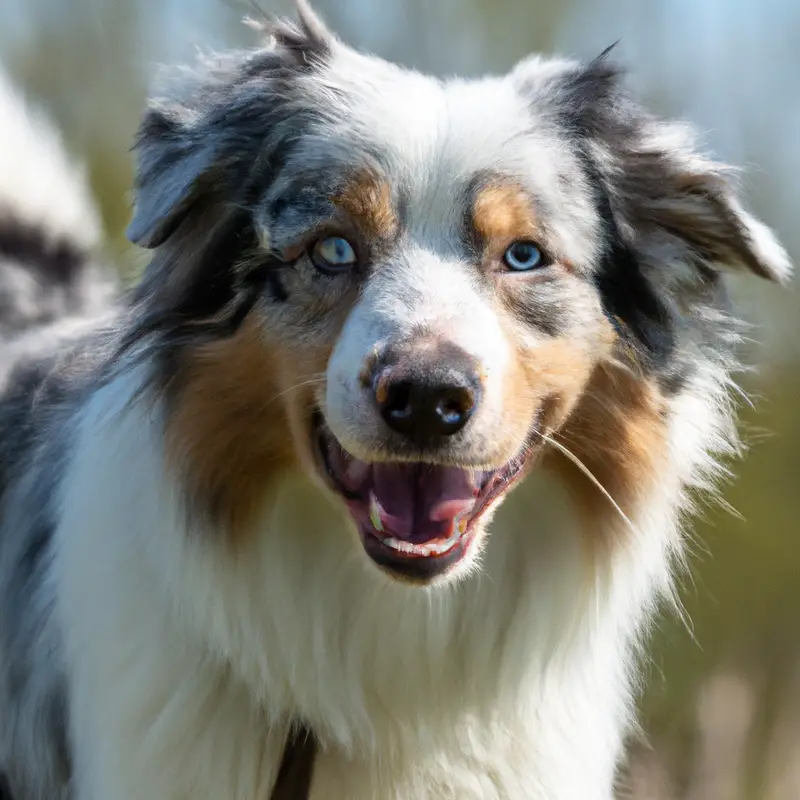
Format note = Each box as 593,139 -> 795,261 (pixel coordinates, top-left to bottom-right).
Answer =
334,172 -> 398,241
511,338 -> 596,416
498,309 -> 621,440
545,364 -> 669,548
472,184 -> 540,251
492,337 -> 597,464
165,318 -> 300,541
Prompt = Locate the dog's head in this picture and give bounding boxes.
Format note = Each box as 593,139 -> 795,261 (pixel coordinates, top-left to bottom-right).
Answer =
126,2 -> 790,585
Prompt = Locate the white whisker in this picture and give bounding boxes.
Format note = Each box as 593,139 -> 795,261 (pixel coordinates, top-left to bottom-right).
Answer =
264,375 -> 326,406
539,432 -> 643,541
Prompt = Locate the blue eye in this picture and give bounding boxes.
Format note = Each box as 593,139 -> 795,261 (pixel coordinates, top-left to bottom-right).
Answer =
503,241 -> 544,272
310,236 -> 357,272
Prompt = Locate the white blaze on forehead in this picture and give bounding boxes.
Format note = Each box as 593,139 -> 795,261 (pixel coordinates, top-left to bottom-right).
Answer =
305,45 -> 602,268
330,244 -> 512,369
363,243 -> 511,364
309,46 -> 536,184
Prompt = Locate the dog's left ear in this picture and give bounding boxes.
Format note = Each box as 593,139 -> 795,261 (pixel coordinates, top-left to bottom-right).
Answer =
127,0 -> 334,250
516,51 -> 792,285
608,121 -> 792,285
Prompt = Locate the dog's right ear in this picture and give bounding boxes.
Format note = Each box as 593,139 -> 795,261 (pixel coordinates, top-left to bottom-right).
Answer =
127,1 -> 335,250
126,109 -> 221,249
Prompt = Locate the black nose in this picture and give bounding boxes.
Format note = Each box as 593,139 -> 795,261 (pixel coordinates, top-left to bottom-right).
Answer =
371,342 -> 481,441
379,379 -> 477,437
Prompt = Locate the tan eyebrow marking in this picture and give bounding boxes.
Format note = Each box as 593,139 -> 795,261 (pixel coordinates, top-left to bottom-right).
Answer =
333,171 -> 398,240
471,183 -> 540,248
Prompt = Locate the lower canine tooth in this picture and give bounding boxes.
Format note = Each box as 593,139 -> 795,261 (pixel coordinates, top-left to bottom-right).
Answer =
369,493 -> 384,532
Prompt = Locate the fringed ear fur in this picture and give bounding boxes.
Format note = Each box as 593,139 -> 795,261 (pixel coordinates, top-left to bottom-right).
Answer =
618,144 -> 792,285
515,48 -> 792,286
127,0 -> 334,250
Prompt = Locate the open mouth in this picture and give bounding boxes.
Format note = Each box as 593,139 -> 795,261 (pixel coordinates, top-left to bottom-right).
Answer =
312,413 -> 538,580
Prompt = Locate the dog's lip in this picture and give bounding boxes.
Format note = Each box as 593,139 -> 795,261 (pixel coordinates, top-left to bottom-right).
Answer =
311,411 -> 540,575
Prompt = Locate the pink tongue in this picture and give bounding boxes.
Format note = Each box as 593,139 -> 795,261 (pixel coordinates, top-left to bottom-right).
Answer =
325,437 -> 481,544
371,463 -> 478,543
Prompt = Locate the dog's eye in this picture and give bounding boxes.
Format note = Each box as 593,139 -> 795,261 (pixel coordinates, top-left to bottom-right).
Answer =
310,236 -> 357,273
503,241 -> 544,272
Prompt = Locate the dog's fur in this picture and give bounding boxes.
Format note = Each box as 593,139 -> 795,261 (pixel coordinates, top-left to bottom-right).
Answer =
0,4 -> 792,798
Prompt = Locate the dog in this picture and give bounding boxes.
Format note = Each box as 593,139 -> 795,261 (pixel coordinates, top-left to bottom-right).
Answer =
0,2 -> 791,798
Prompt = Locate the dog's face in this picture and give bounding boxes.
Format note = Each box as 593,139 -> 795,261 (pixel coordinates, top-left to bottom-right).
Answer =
126,4 -> 789,585
254,61 -> 616,583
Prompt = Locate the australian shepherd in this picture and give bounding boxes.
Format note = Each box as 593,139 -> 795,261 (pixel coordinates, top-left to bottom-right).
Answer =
0,3 -> 791,798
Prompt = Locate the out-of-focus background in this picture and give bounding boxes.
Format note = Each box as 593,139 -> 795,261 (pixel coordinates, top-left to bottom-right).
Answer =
1,1 -> 797,797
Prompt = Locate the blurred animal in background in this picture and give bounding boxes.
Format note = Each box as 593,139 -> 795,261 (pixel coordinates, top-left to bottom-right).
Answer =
0,1 -> 791,798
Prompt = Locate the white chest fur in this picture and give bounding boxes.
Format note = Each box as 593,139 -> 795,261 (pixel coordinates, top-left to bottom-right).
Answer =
53,375 -> 667,799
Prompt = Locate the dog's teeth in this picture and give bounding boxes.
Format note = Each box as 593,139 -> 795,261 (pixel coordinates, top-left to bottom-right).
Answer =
383,536 -> 414,554
380,527 -> 466,557
469,469 -> 483,492
369,493 -> 384,532
377,509 -> 472,557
